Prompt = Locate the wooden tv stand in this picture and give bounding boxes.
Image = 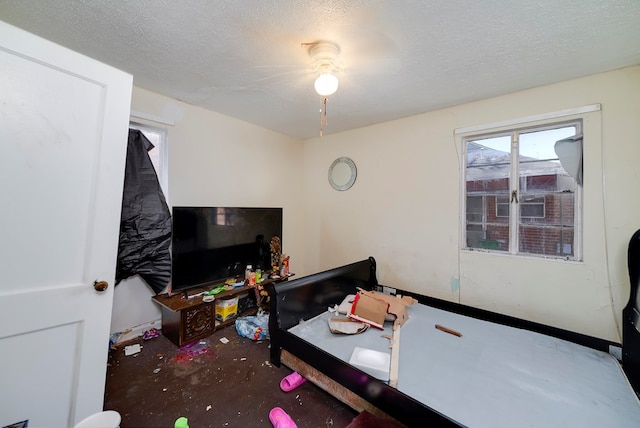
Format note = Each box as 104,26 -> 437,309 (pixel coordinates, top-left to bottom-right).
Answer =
152,276 -> 288,347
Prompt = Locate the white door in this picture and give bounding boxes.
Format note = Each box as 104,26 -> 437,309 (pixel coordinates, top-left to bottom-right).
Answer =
0,22 -> 132,427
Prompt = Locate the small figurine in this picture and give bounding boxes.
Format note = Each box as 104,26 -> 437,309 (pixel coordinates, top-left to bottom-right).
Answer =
270,236 -> 281,274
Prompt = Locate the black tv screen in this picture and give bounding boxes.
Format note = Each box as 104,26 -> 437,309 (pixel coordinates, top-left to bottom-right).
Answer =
171,207 -> 283,293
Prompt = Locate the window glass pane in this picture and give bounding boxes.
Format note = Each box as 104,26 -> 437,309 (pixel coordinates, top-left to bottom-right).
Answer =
519,127 -> 575,158
466,137 -> 511,191
517,127 -> 576,256
466,224 -> 484,248
466,195 -> 484,223
519,223 -> 574,256
496,195 -> 509,218
466,136 -> 511,251
519,192 -> 574,255
519,129 -> 573,184
555,192 -> 575,227
466,223 -> 509,251
519,195 -> 545,219
480,224 -> 509,251
466,189 -> 509,253
467,136 -> 511,171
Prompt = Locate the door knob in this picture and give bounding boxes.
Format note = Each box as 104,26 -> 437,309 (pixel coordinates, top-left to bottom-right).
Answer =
94,280 -> 109,292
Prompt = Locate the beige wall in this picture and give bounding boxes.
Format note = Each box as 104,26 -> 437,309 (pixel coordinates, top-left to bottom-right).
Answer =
114,66 -> 640,343
303,66 -> 640,342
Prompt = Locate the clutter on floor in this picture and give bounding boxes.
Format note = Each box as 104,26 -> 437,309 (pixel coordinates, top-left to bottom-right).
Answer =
269,407 -> 298,428
105,322 -> 358,427
280,371 -> 306,392
235,310 -> 270,341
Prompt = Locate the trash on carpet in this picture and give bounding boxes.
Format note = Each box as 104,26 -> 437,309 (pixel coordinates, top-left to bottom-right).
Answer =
235,310 -> 269,340
142,327 -> 160,340
172,339 -> 213,362
124,344 -> 142,356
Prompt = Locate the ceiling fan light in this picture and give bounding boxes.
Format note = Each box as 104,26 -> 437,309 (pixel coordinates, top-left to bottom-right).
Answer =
314,72 -> 339,96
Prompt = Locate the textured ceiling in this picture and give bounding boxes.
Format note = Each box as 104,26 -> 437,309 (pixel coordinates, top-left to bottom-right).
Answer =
1,1 -> 640,139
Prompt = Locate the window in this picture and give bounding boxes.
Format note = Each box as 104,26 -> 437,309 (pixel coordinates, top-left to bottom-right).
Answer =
129,122 -> 169,201
463,121 -> 582,259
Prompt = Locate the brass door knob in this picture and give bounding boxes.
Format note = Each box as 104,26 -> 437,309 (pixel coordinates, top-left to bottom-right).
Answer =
94,280 -> 109,292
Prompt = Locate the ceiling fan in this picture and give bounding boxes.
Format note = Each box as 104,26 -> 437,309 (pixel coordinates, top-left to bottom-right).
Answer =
254,40 -> 345,135
254,40 -> 343,94
301,40 -> 344,136
252,32 -> 399,136
302,40 -> 342,96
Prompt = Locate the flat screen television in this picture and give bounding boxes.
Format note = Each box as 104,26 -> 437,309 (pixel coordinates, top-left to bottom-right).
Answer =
170,207 -> 283,295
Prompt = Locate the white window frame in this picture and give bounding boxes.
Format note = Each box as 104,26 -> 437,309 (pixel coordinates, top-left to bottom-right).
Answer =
456,105 -> 601,261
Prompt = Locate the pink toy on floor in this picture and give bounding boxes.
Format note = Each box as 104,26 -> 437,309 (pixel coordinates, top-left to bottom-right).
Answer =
269,407 -> 297,428
280,371 -> 306,392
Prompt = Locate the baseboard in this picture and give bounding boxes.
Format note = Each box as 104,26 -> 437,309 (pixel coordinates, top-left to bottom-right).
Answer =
110,319 -> 162,346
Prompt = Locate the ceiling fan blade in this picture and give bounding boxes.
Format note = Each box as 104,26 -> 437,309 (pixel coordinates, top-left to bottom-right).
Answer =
340,28 -> 402,76
254,68 -> 310,83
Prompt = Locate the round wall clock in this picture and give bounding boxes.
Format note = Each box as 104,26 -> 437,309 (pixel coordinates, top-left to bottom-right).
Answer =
328,157 -> 357,191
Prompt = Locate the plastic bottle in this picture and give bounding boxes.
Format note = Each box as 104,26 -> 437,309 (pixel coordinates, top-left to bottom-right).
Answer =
250,270 -> 256,286
255,268 -> 262,283
245,265 -> 252,281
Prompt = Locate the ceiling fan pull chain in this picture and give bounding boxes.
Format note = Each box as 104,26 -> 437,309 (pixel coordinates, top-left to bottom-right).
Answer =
323,97 -> 328,125
320,97 -> 329,137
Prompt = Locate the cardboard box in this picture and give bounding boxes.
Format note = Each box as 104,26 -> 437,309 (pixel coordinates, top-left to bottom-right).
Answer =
215,296 -> 239,322
348,292 -> 388,329
358,288 -> 417,327
348,288 -> 418,329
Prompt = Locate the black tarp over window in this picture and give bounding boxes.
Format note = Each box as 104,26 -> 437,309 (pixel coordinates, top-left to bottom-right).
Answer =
115,129 -> 171,294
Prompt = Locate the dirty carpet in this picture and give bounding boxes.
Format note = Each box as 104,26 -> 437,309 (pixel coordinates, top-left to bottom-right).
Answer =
104,326 -> 359,428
